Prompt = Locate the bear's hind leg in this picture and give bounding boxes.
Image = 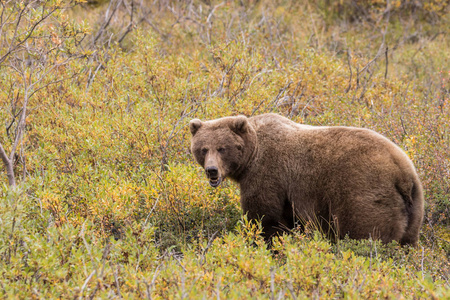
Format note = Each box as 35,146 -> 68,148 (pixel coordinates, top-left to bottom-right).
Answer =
336,192 -> 409,244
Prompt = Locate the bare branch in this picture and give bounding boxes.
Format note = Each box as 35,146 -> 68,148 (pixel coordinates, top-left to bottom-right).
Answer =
0,2 -> 58,65
384,46 -> 389,79
9,83 -> 29,162
0,143 -> 10,172
117,0 -> 135,44
345,49 -> 352,93
92,0 -> 123,46
0,1 -> 87,188
357,42 -> 385,77
0,142 -> 15,187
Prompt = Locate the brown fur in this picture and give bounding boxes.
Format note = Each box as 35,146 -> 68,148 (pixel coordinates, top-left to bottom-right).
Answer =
189,113 -> 424,246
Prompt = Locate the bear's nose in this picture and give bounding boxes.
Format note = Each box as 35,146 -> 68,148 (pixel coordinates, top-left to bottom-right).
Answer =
205,166 -> 219,178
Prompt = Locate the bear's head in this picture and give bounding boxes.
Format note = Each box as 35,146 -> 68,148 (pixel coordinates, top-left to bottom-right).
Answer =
189,115 -> 257,187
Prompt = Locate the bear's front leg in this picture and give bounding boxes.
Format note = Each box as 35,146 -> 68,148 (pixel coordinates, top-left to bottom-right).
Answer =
241,193 -> 295,245
260,217 -> 291,244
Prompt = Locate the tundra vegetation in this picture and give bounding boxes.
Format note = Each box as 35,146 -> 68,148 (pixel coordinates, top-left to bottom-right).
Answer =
0,0 -> 449,298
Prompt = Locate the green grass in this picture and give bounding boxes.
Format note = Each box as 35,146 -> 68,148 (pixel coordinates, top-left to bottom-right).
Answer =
0,0 -> 449,298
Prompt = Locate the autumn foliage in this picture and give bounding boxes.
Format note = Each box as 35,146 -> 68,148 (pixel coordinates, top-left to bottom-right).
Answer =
0,0 -> 449,298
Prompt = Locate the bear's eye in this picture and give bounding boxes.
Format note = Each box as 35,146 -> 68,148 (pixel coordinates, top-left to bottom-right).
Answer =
218,147 -> 225,154
236,145 -> 242,151
201,148 -> 208,155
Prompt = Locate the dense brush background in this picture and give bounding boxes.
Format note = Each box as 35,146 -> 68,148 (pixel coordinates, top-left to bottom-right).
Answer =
0,0 -> 449,298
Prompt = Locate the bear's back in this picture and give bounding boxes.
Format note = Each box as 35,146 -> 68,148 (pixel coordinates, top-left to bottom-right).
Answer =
247,113 -> 417,185
249,113 -> 315,134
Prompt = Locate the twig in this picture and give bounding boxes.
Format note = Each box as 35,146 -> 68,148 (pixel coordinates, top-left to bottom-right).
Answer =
5,107 -> 22,139
270,267 -> 275,300
180,265 -> 186,299
286,280 -> 297,300
0,2 -> 58,65
0,143 -> 15,187
411,32 -> 443,61
248,69 -> 273,88
268,80 -> 292,112
114,264 -> 122,297
212,58 -> 239,98
400,116 -> 408,138
357,42 -> 385,77
276,288 -> 285,300
80,222 -> 96,272
421,246 -> 425,279
199,231 -> 219,265
250,80 -> 292,116
145,262 -> 163,300
118,0 -> 135,44
92,0 -> 123,45
80,271 -> 96,299
159,101 -> 201,172
206,2 -> 225,44
299,96 -> 314,119
345,49 -> 352,93
384,46 -> 389,79
216,274 -> 221,300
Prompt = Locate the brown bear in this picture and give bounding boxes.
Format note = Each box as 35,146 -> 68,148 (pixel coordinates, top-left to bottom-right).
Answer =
189,113 -> 424,246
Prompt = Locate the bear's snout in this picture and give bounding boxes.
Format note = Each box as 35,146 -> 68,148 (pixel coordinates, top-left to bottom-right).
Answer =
205,166 -> 222,187
206,166 -> 218,178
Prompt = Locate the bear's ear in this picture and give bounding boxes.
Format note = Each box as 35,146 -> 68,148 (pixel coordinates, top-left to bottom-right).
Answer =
230,115 -> 249,135
189,119 -> 202,136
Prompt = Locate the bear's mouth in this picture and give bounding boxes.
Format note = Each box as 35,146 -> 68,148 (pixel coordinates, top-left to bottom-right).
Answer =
209,177 -> 222,187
